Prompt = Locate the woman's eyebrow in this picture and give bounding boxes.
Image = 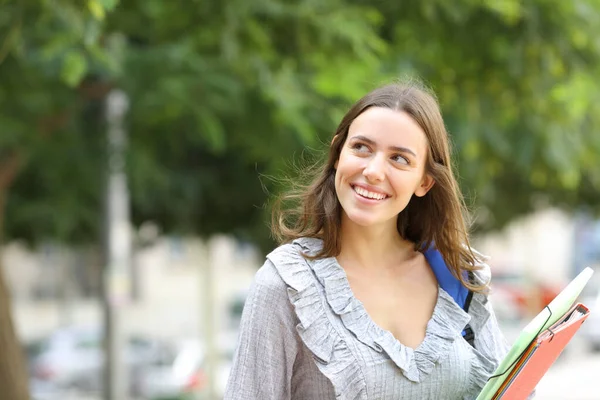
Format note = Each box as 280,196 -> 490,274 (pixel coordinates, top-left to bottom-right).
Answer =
351,135 -> 417,157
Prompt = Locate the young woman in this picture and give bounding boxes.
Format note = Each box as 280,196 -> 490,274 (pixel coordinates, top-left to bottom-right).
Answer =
224,81 -> 511,399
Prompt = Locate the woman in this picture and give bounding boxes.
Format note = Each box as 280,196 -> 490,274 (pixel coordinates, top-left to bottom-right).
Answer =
224,81 -> 510,399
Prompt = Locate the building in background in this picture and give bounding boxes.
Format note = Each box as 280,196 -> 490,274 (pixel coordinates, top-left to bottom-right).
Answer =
4,235 -> 259,344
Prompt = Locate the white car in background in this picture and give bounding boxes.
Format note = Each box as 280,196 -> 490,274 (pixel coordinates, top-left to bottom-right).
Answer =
137,335 -> 237,400
28,326 -> 164,398
137,340 -> 206,400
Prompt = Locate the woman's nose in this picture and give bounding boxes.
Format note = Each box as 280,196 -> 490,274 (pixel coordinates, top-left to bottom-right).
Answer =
362,155 -> 385,182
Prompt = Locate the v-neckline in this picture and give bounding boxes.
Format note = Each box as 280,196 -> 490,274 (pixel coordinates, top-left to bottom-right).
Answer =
332,256 -> 443,352
276,237 -> 490,384
304,244 -> 471,382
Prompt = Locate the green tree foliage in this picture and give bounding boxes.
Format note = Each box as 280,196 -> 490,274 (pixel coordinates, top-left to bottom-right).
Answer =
0,0 -> 598,248
3,0 -> 388,251
0,3 -> 117,399
1,1 -> 600,397
4,0 -> 598,249
1,0 -> 119,241
368,0 -> 600,226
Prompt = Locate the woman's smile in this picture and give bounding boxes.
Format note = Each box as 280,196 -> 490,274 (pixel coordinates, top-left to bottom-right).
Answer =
334,107 -> 434,229
351,184 -> 390,202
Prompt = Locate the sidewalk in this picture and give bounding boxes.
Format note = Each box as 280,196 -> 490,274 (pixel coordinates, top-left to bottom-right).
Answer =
534,337 -> 600,399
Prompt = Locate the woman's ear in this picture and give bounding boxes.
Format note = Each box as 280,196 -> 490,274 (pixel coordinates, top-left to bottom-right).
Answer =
415,174 -> 435,197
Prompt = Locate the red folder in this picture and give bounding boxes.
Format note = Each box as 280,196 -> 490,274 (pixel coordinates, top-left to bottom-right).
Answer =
493,303 -> 590,400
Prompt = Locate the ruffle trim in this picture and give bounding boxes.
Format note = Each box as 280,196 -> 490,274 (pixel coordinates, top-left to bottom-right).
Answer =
292,238 -> 473,383
266,242 -> 367,400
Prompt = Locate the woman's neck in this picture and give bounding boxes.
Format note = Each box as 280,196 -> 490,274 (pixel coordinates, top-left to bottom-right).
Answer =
337,214 -> 416,271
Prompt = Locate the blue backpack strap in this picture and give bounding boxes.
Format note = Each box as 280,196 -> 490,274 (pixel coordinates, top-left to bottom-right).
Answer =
462,272 -> 475,347
423,248 -> 469,308
423,248 -> 475,347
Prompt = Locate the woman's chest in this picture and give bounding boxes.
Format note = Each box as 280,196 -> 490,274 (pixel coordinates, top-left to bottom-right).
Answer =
366,346 -> 475,400
347,274 -> 438,349
294,336 -> 476,400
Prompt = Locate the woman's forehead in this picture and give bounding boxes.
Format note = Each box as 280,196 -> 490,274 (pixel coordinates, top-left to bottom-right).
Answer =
347,107 -> 428,152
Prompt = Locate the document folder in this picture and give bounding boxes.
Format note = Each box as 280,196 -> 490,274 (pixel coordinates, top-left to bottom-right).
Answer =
476,267 -> 595,400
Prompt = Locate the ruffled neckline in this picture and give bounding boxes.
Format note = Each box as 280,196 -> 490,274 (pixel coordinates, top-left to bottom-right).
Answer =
294,237 -> 473,383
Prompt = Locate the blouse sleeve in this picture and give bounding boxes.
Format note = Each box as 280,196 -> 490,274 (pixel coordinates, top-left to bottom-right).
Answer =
475,295 -> 511,364
223,260 -> 300,400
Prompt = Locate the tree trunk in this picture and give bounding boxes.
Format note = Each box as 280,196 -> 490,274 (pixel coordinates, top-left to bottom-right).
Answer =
0,153 -> 29,400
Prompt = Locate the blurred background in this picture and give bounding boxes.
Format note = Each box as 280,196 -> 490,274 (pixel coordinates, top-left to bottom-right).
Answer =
1,1 -> 600,399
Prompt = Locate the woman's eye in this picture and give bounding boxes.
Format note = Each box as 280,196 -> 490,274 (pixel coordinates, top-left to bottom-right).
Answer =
351,143 -> 369,152
392,154 -> 409,165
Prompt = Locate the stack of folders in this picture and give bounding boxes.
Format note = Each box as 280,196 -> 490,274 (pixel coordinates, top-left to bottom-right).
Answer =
476,267 -> 595,400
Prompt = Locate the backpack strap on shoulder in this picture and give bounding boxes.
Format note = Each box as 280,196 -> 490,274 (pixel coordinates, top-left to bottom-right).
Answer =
462,271 -> 475,348
424,247 -> 476,348
463,272 -> 475,312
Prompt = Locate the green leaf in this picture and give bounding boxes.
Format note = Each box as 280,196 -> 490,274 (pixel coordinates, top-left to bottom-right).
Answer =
87,0 -> 105,20
196,109 -> 226,153
99,0 -> 119,11
60,50 -> 88,87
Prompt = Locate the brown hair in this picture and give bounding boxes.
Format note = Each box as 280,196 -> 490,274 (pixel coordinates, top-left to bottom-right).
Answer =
272,80 -> 486,292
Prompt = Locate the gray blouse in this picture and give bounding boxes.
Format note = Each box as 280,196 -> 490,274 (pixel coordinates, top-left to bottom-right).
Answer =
224,238 -> 511,400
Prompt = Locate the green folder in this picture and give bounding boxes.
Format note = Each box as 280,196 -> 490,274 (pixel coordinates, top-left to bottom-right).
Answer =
476,267 -> 594,400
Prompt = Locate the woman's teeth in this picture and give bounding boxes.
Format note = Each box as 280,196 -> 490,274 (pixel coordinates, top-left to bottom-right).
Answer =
353,186 -> 387,200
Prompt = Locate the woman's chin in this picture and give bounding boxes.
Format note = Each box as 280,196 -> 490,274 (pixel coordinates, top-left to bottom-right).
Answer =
343,212 -> 386,228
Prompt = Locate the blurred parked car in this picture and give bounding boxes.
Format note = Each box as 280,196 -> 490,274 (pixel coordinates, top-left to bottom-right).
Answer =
137,334 -> 238,400
137,339 -> 206,400
492,271 -> 561,318
28,326 -> 165,398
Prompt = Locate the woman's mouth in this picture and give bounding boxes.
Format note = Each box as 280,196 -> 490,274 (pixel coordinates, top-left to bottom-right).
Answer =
351,185 -> 389,201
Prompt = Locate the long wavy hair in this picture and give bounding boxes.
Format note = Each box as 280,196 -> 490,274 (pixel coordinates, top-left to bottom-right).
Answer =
272,80 -> 486,292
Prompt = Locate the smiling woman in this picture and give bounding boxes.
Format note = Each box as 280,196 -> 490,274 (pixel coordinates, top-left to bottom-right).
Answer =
224,80 -> 515,400
334,107 -> 435,231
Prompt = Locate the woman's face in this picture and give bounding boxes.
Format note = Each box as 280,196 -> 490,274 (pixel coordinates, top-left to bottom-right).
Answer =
334,107 -> 434,230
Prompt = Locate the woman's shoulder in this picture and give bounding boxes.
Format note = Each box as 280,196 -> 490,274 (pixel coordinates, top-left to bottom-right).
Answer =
268,237 -> 323,258
265,237 -> 323,269
253,258 -> 287,293
253,238 -> 321,293
245,256 -> 296,318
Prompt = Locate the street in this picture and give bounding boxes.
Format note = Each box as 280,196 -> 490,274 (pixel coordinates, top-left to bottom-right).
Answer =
33,345 -> 600,400
30,321 -> 599,400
